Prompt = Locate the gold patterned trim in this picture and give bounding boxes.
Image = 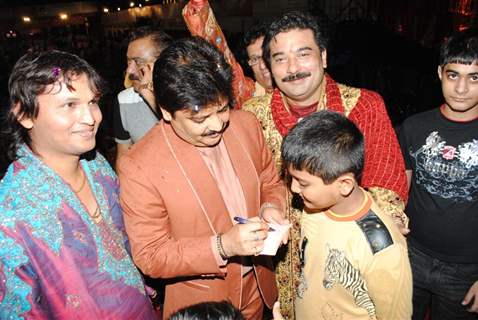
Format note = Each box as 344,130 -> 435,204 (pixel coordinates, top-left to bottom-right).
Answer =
368,186 -> 409,229
337,83 -> 361,117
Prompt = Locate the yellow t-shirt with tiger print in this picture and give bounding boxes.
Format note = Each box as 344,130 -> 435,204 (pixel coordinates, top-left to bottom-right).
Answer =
295,189 -> 412,320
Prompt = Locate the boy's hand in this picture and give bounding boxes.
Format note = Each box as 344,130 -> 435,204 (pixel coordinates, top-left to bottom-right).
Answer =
260,204 -> 290,244
463,281 -> 478,313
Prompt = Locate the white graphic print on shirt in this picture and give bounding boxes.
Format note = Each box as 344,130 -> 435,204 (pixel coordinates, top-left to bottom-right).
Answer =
410,131 -> 478,202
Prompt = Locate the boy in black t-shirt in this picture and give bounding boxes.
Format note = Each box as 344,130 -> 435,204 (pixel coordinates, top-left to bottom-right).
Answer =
399,28 -> 478,319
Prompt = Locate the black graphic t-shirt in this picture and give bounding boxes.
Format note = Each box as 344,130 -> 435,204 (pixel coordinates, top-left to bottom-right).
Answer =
399,107 -> 478,263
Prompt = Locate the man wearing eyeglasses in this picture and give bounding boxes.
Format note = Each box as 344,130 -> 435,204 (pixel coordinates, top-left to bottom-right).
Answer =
113,26 -> 171,166
243,22 -> 274,97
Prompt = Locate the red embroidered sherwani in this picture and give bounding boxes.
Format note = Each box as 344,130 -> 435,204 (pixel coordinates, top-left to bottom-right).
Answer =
117,110 -> 285,318
242,74 -> 408,319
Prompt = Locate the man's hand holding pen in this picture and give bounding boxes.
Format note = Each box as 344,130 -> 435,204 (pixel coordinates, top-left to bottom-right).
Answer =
219,203 -> 290,257
220,216 -> 270,257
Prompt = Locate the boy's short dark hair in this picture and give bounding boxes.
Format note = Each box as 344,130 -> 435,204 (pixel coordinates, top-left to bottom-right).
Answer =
439,28 -> 478,67
168,301 -> 244,320
281,110 -> 364,184
153,36 -> 234,114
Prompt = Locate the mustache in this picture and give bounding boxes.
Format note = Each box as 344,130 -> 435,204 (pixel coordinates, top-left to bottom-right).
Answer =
282,72 -> 311,82
202,130 -> 223,137
201,123 -> 229,137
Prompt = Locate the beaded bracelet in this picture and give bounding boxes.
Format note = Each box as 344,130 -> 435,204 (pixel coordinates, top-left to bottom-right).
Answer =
216,234 -> 229,260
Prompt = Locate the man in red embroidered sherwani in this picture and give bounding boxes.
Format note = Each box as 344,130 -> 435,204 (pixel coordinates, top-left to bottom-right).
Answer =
117,37 -> 288,319
242,11 -> 409,319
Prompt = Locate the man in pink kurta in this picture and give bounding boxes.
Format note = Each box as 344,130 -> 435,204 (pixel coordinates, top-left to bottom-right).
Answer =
117,37 -> 287,319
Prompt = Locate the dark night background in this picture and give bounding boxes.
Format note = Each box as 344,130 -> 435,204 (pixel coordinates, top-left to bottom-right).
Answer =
0,0 -> 476,159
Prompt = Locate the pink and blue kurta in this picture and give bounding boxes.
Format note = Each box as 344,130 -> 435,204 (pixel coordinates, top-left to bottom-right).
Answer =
0,145 -> 155,319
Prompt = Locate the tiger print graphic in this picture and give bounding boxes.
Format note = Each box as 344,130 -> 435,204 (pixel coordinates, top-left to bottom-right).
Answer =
323,244 -> 377,320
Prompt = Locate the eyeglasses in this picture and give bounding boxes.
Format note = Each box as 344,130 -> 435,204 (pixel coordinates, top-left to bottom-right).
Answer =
247,55 -> 264,67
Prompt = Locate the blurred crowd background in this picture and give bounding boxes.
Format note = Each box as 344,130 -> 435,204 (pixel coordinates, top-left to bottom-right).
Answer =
0,0 -> 476,162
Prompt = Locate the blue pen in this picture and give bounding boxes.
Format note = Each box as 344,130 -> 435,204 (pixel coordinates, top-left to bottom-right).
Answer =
233,216 -> 275,231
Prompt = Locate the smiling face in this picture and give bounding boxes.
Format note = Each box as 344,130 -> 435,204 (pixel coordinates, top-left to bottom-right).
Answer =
18,73 -> 102,162
269,28 -> 327,106
246,36 -> 273,91
161,98 -> 230,147
438,62 -> 478,121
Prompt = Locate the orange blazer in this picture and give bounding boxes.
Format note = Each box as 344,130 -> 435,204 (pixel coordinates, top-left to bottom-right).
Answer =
118,110 -> 285,317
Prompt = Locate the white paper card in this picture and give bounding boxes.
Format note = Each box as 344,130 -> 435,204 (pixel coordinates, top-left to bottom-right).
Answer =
259,222 -> 291,256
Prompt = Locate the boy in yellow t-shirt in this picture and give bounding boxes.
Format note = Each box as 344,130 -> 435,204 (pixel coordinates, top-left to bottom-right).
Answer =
280,110 -> 412,320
